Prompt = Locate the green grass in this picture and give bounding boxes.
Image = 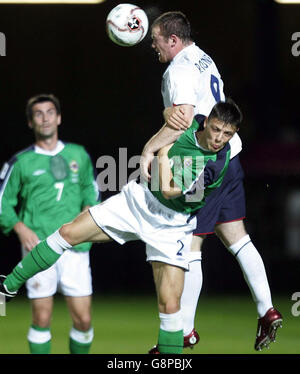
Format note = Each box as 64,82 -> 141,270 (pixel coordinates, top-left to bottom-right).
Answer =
0,293 -> 299,354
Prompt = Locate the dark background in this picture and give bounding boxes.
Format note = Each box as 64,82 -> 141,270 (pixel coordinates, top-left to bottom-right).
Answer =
0,0 -> 299,298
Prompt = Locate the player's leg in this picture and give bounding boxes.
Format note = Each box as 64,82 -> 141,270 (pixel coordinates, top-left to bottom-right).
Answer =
215,219 -> 273,316
152,261 -> 185,354
28,297 -> 53,354
178,155 -> 245,348
59,249 -> 94,354
212,155 -> 282,349
22,247 -> 59,354
180,235 -> 203,346
3,210 -> 110,294
215,219 -> 283,350
214,155 -> 274,316
179,191 -> 222,348
66,296 -> 94,354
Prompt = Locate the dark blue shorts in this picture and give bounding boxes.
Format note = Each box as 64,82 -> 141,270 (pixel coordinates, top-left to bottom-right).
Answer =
194,155 -> 246,235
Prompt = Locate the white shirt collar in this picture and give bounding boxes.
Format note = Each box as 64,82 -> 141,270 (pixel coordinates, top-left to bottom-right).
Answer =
171,42 -> 195,65
34,140 -> 65,156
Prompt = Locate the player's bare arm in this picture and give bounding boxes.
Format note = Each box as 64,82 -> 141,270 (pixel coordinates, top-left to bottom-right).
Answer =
158,144 -> 182,200
140,105 -> 194,181
140,123 -> 184,181
163,104 -> 194,131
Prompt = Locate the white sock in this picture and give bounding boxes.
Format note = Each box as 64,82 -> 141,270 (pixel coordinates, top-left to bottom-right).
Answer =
159,310 -> 183,332
181,251 -> 203,336
70,326 -> 94,344
46,230 -> 72,255
27,326 -> 51,344
228,235 -> 273,317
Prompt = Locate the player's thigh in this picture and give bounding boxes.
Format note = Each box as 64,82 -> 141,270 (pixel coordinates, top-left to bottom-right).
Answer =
152,262 -> 185,313
190,235 -> 206,252
31,296 -> 54,327
215,219 -> 247,247
60,209 -> 111,245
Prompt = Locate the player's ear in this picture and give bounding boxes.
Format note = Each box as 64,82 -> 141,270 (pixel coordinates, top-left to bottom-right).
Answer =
169,34 -> 178,47
57,114 -> 62,126
28,121 -> 33,129
203,118 -> 208,129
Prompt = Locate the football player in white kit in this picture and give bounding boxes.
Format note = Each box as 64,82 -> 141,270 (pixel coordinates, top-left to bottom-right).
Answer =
141,11 -> 282,352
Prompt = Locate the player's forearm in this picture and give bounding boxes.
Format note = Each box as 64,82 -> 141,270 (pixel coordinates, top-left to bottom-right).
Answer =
158,145 -> 182,200
142,123 -> 183,155
13,221 -> 26,235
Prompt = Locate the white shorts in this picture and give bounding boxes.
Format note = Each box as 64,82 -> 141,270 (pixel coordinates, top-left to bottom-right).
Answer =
22,248 -> 93,299
89,180 -> 196,270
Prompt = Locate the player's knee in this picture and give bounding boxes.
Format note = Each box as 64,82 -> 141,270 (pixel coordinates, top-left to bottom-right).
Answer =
190,235 -> 205,251
73,314 -> 92,332
59,223 -> 78,246
32,311 -> 51,328
158,298 -> 181,314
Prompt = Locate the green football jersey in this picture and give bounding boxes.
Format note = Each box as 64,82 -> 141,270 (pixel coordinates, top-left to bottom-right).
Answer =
0,141 -> 99,251
150,116 -> 231,214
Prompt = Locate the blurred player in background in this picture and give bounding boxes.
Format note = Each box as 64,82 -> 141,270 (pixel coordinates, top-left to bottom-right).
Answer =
0,94 -> 99,354
141,11 -> 282,352
1,100 -> 243,354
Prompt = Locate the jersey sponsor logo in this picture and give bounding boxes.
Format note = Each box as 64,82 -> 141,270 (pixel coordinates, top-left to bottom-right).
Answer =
32,169 -> 46,176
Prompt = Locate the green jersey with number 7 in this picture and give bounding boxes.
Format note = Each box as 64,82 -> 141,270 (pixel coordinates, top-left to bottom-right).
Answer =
0,141 -> 99,252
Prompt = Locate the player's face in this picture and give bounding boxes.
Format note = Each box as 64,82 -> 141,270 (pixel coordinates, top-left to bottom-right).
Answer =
201,118 -> 237,152
29,101 -> 61,139
151,25 -> 174,63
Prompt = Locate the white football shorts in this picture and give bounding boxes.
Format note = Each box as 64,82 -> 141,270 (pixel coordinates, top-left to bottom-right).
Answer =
22,248 -> 92,299
89,180 -> 196,270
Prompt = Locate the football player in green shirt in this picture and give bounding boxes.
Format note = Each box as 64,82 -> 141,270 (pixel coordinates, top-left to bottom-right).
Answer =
0,94 -> 99,354
1,99 -> 241,354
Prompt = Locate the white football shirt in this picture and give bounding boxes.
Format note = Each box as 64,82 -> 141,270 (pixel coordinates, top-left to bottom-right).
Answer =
161,43 -> 241,157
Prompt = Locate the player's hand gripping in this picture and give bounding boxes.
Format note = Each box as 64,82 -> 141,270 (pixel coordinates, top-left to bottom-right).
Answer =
13,222 -> 40,251
163,105 -> 191,131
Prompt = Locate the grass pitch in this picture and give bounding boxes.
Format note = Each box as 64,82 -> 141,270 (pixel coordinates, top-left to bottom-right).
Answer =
0,293 -> 299,354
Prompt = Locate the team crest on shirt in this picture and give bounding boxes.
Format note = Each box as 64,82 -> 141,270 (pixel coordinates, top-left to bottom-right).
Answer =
184,157 -> 193,168
69,160 -> 79,173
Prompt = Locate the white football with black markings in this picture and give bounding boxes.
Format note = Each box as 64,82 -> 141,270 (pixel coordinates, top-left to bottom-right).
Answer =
106,3 -> 149,47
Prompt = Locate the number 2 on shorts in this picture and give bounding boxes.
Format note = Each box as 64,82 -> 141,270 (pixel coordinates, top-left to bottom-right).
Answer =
177,240 -> 184,256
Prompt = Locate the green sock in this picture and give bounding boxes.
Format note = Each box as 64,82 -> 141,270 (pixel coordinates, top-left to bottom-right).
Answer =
28,325 -> 51,354
69,327 -> 93,354
4,240 -> 61,292
158,329 -> 183,354
69,338 -> 92,354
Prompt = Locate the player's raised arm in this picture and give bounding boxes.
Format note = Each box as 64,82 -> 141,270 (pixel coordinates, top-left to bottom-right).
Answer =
140,118 -> 187,182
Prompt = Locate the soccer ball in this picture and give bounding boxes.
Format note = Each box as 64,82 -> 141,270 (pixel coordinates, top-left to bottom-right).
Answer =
106,3 -> 149,47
